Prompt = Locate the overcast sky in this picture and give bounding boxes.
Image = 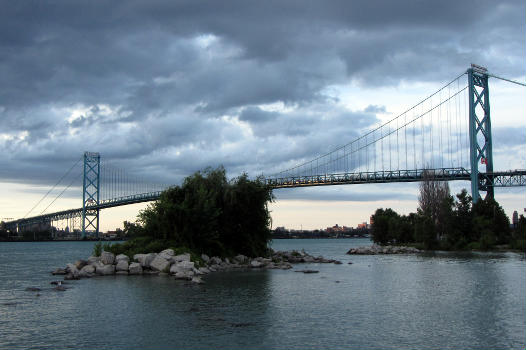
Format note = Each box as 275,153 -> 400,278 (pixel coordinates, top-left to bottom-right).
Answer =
1,1 -> 525,229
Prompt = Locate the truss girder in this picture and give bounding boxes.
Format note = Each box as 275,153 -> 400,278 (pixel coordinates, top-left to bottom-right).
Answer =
265,168 -> 526,189
468,67 -> 493,202
82,152 -> 100,237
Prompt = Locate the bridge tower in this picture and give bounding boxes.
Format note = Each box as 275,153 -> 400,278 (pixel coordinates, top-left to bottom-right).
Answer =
468,64 -> 493,203
82,152 -> 100,238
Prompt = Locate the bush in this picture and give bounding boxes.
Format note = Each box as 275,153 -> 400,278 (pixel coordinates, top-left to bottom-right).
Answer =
93,242 -> 102,257
479,233 -> 496,251
510,239 -> 526,251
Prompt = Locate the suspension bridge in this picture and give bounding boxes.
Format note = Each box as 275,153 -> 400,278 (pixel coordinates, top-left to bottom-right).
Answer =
4,65 -> 526,237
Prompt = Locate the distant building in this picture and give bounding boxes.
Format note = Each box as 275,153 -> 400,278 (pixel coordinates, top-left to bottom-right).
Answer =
369,215 -> 374,227
512,211 -> 519,227
326,224 -> 351,233
357,222 -> 368,229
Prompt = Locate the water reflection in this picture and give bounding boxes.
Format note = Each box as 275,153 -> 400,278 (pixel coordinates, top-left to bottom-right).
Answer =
0,240 -> 524,349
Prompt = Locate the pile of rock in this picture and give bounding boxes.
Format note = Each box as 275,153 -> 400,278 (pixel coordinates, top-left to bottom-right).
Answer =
346,244 -> 420,255
271,250 -> 342,264
52,249 -> 340,284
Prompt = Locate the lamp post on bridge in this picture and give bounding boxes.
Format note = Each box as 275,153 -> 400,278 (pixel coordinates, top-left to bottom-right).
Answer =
468,64 -> 493,203
82,152 -> 100,239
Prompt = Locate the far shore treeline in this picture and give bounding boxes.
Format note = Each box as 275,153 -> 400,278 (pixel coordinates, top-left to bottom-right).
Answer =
370,171 -> 526,251
101,167 -> 274,258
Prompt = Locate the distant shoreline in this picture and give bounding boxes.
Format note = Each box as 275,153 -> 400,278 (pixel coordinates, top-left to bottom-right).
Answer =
0,237 -> 369,243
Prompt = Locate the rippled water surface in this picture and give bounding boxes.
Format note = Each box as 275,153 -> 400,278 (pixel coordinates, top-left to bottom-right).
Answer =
0,239 -> 524,349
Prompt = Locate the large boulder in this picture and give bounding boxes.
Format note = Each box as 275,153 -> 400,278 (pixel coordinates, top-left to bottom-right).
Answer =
96,264 -> 115,275
79,264 -> 95,277
191,277 -> 204,284
81,264 -> 95,274
128,262 -> 143,275
87,256 -> 101,265
250,260 -> 263,268
149,255 -> 171,272
201,254 -> 210,263
198,267 -> 211,274
134,253 -> 157,268
66,263 -> 79,277
210,257 -> 222,265
173,253 -> 191,263
234,254 -> 248,264
116,260 -> 129,272
115,254 -> 129,263
160,248 -> 174,256
74,260 -> 88,270
100,251 -> 115,265
170,261 -> 195,275
158,249 -> 175,261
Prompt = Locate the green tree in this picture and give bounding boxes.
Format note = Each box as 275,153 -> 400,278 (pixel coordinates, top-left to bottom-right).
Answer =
472,197 -> 511,246
371,208 -> 399,245
135,167 -> 273,257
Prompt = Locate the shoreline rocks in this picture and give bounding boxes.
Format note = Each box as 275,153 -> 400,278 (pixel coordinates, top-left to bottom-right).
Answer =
347,244 -> 420,255
54,249 -> 342,284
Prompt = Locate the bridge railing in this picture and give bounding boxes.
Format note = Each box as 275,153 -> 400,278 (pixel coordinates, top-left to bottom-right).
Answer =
266,167 -> 472,188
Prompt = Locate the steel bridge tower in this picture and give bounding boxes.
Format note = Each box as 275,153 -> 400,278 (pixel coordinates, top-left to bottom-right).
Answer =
468,64 -> 493,203
82,152 -> 100,238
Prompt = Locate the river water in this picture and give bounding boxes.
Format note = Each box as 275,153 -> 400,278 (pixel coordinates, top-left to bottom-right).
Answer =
0,239 -> 524,349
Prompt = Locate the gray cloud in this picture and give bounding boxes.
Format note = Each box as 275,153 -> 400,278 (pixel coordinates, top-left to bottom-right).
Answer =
0,0 -> 524,196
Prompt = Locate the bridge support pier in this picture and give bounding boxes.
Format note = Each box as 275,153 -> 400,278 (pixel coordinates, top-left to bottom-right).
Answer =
82,152 -> 100,238
468,65 -> 493,203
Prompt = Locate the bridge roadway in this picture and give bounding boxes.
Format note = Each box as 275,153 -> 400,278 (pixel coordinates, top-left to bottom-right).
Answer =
6,168 -> 526,230
267,168 -> 526,188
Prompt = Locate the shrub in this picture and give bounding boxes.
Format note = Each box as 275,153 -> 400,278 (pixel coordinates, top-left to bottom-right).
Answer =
92,242 -> 102,257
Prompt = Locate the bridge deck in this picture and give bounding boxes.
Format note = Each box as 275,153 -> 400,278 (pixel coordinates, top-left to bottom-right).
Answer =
6,168 -> 525,230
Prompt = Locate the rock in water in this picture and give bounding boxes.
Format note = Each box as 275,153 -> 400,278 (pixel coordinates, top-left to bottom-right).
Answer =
250,260 -> 262,268
170,261 -> 195,274
115,254 -> 129,263
96,264 -> 115,276
134,253 -> 157,268
210,256 -> 222,265
100,251 -> 115,265
128,263 -> 143,275
74,260 -> 88,270
79,264 -> 95,277
294,269 -> 319,274
160,248 -> 174,256
25,287 -> 41,292
149,255 -> 170,272
87,256 -> 101,265
234,254 -> 248,264
173,253 -> 191,263
191,277 -> 204,284
52,268 -> 67,275
158,249 -> 175,261
116,260 -> 129,272
66,263 -> 79,278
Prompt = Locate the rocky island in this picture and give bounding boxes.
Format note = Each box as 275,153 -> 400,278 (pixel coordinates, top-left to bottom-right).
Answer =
347,244 -> 420,255
53,249 -> 342,284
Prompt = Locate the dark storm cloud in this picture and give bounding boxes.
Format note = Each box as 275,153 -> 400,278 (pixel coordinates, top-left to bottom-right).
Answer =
0,0 -> 524,190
